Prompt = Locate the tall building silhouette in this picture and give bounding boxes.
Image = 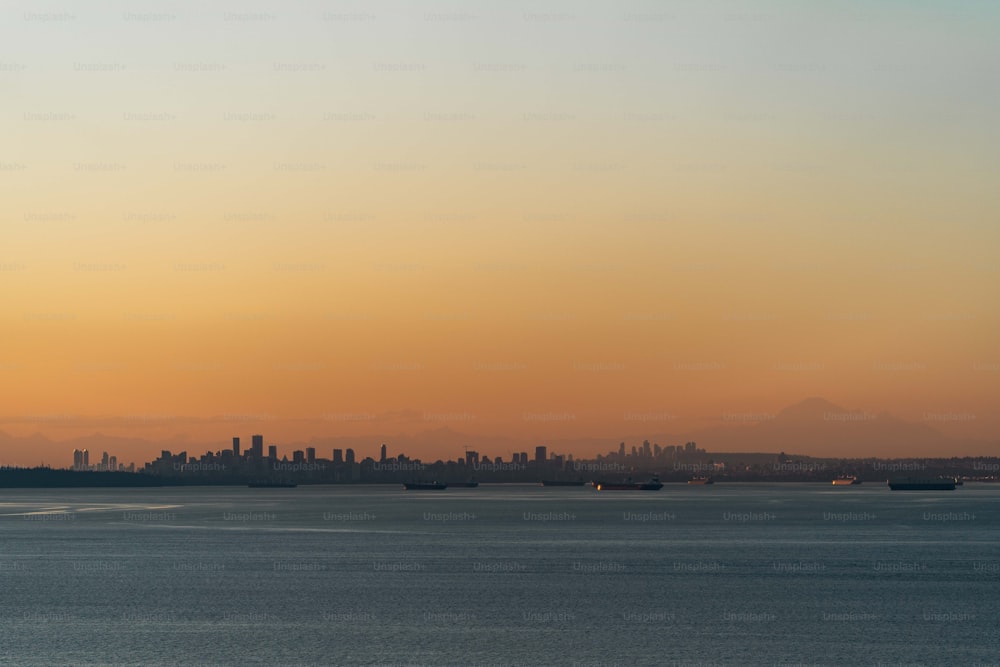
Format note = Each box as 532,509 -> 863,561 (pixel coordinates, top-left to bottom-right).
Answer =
345,448 -> 355,464
535,446 -> 547,463
268,445 -> 278,460
306,447 -> 316,464
251,434 -> 264,458
332,449 -> 343,464
380,443 -> 387,462
232,437 -> 241,457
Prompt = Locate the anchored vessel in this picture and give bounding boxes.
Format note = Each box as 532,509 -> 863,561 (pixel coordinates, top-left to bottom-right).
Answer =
832,476 -> 861,485
887,478 -> 956,491
447,481 -> 479,488
687,476 -> 714,485
594,475 -> 663,491
403,481 -> 447,490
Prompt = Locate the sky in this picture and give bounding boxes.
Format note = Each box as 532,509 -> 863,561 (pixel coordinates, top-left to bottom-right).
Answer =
1,1 -> 998,465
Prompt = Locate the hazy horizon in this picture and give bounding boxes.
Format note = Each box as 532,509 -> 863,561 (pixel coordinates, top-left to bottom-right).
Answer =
2,395 -> 996,468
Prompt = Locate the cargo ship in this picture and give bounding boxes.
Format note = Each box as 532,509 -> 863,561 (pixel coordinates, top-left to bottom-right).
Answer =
447,481 -> 479,488
541,480 -> 586,487
594,476 -> 663,491
687,476 -> 714,485
832,476 -> 861,485
403,481 -> 447,490
887,478 -> 956,491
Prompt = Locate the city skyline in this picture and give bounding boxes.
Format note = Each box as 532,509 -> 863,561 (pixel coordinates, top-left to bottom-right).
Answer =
2,395 -> 996,469
38,430 -> 1000,485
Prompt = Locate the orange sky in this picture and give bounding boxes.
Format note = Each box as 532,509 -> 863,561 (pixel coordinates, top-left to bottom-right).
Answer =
2,3 -> 998,465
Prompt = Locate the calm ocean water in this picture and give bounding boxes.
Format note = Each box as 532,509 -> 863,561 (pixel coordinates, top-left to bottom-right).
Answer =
1,483 -> 998,666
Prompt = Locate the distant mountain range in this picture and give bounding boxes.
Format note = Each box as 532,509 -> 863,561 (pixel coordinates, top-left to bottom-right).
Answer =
682,397 -> 976,458
1,397 -> 995,466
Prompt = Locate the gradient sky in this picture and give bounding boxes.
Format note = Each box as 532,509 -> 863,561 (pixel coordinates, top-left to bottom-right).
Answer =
2,1 -> 998,465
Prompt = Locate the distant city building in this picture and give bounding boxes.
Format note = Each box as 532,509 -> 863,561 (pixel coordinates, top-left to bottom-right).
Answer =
233,437 -> 240,457
306,447 -> 316,464
252,434 -> 264,458
69,448 -> 134,472
345,448 -> 355,464
332,449 -> 343,464
535,446 -> 547,463
268,445 -> 278,460
380,443 -> 387,462
293,450 -> 304,464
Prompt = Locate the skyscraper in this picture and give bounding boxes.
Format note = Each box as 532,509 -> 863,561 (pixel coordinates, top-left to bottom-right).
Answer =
345,448 -> 355,464
252,434 -> 264,458
268,445 -> 278,460
535,446 -> 547,463
332,449 -> 343,464
306,447 -> 316,464
233,437 -> 240,457
380,443 -> 387,462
